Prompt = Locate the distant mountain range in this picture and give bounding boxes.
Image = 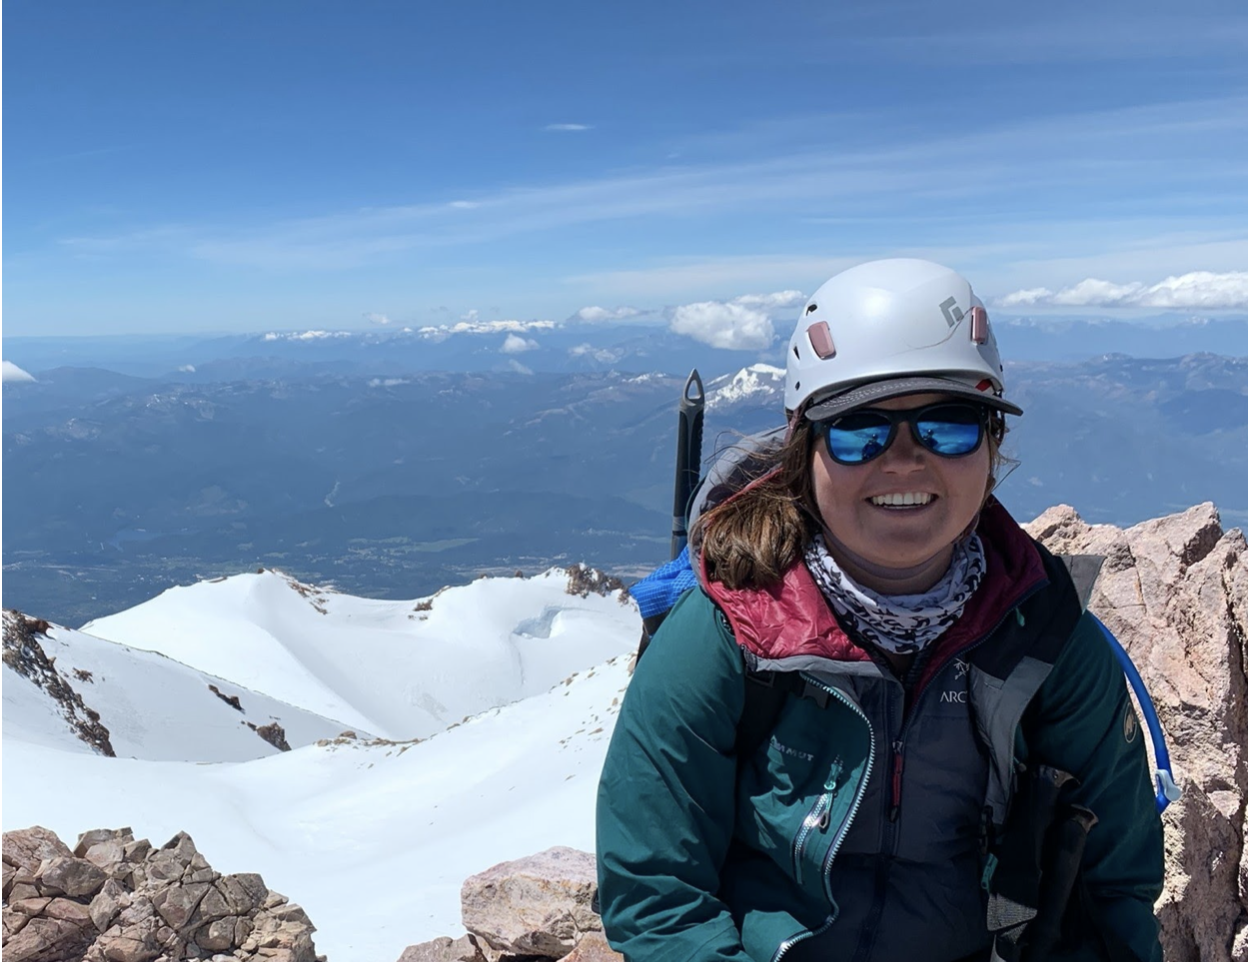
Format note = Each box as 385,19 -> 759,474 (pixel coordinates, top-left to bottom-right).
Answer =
4,344 -> 1247,624
6,313 -> 1248,382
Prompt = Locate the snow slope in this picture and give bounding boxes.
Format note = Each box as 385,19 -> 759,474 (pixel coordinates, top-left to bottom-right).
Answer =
4,652 -> 633,962
3,615 -> 360,762
81,567 -> 638,740
4,567 -> 643,960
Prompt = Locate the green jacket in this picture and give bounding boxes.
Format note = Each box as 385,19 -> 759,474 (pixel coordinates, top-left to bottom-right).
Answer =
597,508 -> 1163,962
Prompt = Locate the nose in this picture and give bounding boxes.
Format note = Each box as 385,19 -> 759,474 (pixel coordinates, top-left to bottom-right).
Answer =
879,422 -> 927,472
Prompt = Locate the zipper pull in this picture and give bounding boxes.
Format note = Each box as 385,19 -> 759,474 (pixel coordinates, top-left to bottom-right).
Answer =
817,806 -> 831,831
889,740 -> 905,822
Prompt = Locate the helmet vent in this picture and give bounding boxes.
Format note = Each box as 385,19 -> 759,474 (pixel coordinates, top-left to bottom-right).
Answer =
793,345 -> 801,360
970,305 -> 989,345
807,321 -> 836,360
805,303 -> 818,315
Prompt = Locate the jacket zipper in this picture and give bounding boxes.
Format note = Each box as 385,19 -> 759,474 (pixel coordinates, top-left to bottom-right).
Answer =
772,676 -> 876,962
792,757 -> 843,884
888,740 -> 905,822
773,578 -> 1047,962
884,580 -> 1049,842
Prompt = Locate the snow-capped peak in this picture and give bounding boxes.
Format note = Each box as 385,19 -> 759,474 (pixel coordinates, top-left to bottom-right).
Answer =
707,363 -> 785,409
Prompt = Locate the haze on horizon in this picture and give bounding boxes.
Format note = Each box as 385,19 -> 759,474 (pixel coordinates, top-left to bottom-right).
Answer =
3,0 -> 1247,341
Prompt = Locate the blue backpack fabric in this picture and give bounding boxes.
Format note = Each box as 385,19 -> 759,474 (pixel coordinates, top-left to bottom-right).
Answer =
630,546 -> 697,625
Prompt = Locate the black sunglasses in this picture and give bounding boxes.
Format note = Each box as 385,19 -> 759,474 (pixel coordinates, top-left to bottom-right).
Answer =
818,402 -> 990,465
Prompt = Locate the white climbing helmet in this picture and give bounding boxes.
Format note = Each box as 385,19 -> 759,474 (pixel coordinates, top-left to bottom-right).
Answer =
785,258 -> 1022,420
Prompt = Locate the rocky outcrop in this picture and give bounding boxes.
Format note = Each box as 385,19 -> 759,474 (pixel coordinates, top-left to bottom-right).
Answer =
2,827 -> 321,962
564,566 -> 625,600
397,848 -> 619,962
1025,502 -> 1248,962
245,722 -> 292,753
2,611 -> 115,756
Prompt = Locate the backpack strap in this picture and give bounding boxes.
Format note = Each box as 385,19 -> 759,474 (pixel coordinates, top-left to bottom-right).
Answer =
1055,553 -> 1104,611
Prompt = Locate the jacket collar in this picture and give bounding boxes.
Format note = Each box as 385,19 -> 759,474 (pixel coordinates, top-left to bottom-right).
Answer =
701,499 -> 1048,676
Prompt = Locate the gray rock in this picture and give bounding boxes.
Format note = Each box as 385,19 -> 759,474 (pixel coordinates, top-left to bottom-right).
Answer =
3,827 -> 320,962
3,827 -> 73,876
74,830 -> 134,859
35,855 -> 108,899
1026,502 -> 1248,962
396,934 -> 487,962
562,932 -> 624,962
461,847 -> 601,959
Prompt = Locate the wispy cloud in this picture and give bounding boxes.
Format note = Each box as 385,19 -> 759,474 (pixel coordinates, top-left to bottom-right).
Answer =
363,312 -> 394,325
543,123 -> 593,132
733,290 -> 805,310
568,343 -> 625,363
50,96 -> 1248,279
998,271 -> 1248,310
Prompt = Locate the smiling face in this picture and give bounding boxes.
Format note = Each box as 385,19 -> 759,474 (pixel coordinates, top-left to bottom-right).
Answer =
810,392 -> 992,594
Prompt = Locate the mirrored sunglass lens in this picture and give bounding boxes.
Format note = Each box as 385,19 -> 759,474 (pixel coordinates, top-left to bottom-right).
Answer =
914,415 -> 982,455
825,414 -> 892,463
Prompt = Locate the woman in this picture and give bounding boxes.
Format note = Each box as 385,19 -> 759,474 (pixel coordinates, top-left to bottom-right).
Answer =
596,259 -> 1163,962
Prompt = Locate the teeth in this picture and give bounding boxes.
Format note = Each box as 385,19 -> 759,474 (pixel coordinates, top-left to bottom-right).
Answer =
870,492 -> 933,507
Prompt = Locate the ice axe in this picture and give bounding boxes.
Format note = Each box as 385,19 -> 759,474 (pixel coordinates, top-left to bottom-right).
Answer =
670,370 -> 705,560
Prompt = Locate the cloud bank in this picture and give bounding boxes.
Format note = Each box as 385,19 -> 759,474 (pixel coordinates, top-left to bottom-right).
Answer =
999,271 -> 1248,309
2,361 -> 36,383
669,290 -> 805,351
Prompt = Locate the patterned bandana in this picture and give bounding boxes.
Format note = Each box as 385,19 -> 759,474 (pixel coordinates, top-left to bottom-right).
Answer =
803,532 -> 987,656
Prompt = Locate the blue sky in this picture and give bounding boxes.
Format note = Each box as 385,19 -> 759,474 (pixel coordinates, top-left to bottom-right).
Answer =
4,0 -> 1248,337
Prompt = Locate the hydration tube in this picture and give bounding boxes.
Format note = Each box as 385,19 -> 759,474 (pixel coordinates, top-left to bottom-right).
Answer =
1091,613 -> 1182,813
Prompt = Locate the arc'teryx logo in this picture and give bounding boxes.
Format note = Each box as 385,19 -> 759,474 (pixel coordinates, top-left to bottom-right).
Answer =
940,658 -> 971,703
939,297 -> 965,328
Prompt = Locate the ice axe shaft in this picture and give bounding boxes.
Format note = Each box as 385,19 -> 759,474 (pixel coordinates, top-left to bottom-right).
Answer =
670,370 -> 705,560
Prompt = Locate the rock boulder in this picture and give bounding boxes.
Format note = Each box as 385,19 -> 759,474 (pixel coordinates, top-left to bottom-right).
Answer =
1,827 -> 323,962
1026,502 -> 1248,962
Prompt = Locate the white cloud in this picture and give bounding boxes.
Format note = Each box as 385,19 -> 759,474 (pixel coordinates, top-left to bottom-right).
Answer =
419,318 -> 556,340
501,334 -> 539,354
667,290 -> 807,351
571,305 -> 643,322
507,359 -> 534,375
569,344 -> 625,364
179,365 -> 196,373
2,361 -> 36,383
997,271 -> 1248,309
1135,271 -> 1248,308
544,123 -> 592,132
364,312 -> 394,325
997,287 -> 1055,307
732,290 -> 806,310
670,301 -> 775,351
448,201 -> 479,210
460,309 -> 480,323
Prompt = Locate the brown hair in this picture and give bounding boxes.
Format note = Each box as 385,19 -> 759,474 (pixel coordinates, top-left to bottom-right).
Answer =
693,410 -> 1010,590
